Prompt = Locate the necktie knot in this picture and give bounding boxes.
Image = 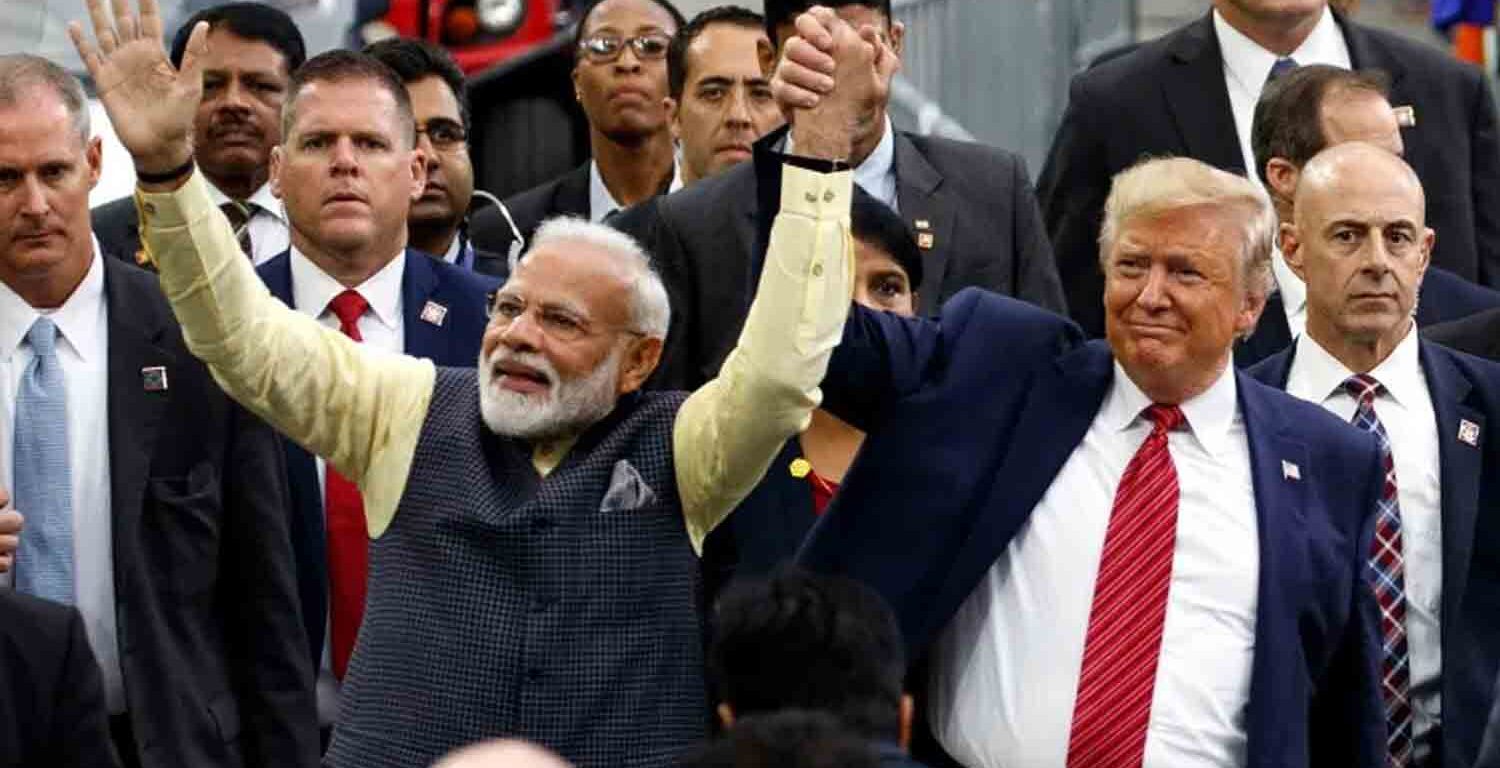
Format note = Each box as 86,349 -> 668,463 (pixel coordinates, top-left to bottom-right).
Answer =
327,289 -> 369,329
1267,56 -> 1299,84
1144,403 -> 1186,434
1342,373 -> 1384,405
220,200 -> 250,229
25,316 -> 58,358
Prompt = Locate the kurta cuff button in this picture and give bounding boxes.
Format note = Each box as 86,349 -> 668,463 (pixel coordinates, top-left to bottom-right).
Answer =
804,191 -> 818,203
811,263 -> 824,277
823,190 -> 835,202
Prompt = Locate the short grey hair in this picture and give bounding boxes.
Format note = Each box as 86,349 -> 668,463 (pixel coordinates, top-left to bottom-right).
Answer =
0,54 -> 91,145
1099,156 -> 1276,299
526,217 -> 672,340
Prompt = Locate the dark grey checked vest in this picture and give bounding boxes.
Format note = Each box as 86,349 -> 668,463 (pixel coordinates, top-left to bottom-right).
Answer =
325,368 -> 705,768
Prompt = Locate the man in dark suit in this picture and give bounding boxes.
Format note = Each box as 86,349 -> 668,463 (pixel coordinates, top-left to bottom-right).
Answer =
1236,63 -> 1500,366
613,0 -> 1065,390
1038,0 -> 1500,338
711,567 -> 930,768
364,38 -> 506,274
0,588 -> 117,768
467,0 -> 686,266
0,55 -> 317,768
1249,143 -> 1500,768
255,50 -> 498,734
92,2 -> 304,267
776,36 -> 1382,759
1428,308 -> 1500,362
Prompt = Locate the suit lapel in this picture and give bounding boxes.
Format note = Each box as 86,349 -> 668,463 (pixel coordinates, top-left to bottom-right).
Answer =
1339,14 -> 1409,91
560,164 -> 594,220
1420,342 -> 1483,632
927,342 -> 1113,646
260,250 -> 294,304
1162,13 -> 1245,174
893,134 -> 955,315
402,250 -> 445,360
1236,373 -> 1312,766
104,260 -> 175,556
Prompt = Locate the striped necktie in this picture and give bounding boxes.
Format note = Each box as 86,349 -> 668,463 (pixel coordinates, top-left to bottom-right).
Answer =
1067,404 -> 1186,767
1343,373 -> 1413,768
220,200 -> 254,259
13,317 -> 74,603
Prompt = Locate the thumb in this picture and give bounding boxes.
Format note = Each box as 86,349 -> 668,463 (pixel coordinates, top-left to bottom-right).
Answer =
178,20 -> 210,81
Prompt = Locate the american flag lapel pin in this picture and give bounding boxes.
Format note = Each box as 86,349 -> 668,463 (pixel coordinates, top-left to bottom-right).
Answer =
1281,460 -> 1301,481
420,300 -> 448,327
141,365 -> 169,393
1458,419 -> 1481,447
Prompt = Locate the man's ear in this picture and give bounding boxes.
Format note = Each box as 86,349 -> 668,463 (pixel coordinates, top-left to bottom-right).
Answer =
617,335 -> 664,395
408,148 -> 428,202
716,703 -> 735,730
1265,157 -> 1300,205
899,694 -> 914,753
269,145 -> 285,199
665,97 -> 681,142
86,137 -> 103,190
1280,221 -> 1307,282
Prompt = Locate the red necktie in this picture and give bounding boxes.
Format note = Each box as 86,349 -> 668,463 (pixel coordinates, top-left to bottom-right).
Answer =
1066,404 -> 1185,768
325,289 -> 369,680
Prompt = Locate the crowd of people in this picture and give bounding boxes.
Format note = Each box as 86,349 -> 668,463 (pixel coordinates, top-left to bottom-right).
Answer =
1,0 -> 1499,766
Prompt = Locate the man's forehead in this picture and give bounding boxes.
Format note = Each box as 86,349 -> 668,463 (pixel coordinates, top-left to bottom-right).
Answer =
406,76 -> 462,120
512,246 -> 634,315
290,80 -> 402,132
201,28 -> 289,75
688,24 -> 770,80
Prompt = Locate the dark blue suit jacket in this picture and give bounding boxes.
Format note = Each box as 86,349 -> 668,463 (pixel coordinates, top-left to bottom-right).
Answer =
1250,338 -> 1500,768
797,288 -> 1386,768
257,248 -> 498,662
702,439 -> 815,605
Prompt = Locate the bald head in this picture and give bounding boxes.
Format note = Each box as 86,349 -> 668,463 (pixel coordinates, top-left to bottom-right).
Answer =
431,739 -> 573,768
1295,142 -> 1425,223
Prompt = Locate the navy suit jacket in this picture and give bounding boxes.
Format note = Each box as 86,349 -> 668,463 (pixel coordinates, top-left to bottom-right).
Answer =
797,289 -> 1386,768
1236,267 -> 1500,367
256,248 -> 498,661
1250,339 -> 1500,767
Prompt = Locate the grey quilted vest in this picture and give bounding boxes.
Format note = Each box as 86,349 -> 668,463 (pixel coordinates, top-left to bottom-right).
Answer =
325,368 -> 706,768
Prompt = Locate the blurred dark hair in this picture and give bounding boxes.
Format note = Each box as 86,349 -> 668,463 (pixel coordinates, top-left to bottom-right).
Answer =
170,1 -> 306,73
762,0 -> 891,48
283,50 -> 416,146
667,5 -> 765,100
677,710 -> 880,768
1251,63 -> 1391,186
851,187 -> 923,289
364,37 -> 470,130
711,567 -> 906,741
573,0 -> 688,59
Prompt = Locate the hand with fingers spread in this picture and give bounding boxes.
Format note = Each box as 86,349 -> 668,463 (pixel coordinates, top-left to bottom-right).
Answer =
772,5 -> 900,162
0,489 -> 21,575
68,0 -> 209,182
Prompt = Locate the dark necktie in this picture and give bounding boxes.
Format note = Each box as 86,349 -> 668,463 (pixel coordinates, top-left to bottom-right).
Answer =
1343,374 -> 1413,768
1266,56 -> 1299,86
220,201 -> 254,259
325,289 -> 370,680
1067,404 -> 1186,768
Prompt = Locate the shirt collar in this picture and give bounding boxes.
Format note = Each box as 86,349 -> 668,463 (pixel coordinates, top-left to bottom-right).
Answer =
204,178 -> 285,223
1288,323 -> 1423,408
288,246 -> 406,331
1104,357 -> 1240,456
0,240 -> 106,363
589,159 -> 680,222
1214,5 -> 1350,96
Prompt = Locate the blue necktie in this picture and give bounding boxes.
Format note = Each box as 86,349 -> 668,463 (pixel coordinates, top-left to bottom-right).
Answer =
13,316 -> 74,603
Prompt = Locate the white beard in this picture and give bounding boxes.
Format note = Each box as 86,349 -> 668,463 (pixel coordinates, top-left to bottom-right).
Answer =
478,344 -> 624,440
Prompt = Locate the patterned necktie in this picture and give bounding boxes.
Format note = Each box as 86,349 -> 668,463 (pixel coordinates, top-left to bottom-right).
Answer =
1267,56 -> 1299,86
1067,404 -> 1186,768
13,317 -> 75,603
220,201 -> 254,259
325,289 -> 370,680
1343,373 -> 1413,768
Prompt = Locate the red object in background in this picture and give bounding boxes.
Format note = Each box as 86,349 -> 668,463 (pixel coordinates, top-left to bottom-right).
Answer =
378,0 -> 561,75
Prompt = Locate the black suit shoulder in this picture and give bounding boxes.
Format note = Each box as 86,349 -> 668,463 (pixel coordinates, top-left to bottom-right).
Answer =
0,591 -> 117,768
92,195 -> 144,267
1427,307 -> 1500,361
470,164 -> 591,256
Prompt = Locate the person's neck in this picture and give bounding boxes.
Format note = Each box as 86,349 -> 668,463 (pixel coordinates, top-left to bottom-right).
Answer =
293,229 -> 404,289
849,107 -> 889,167
408,220 -> 461,258
591,128 -> 675,208
3,248 -> 91,310
1305,314 -> 1407,374
797,408 -> 865,484
1123,354 -> 1228,406
1214,0 -> 1323,56
203,167 -> 268,203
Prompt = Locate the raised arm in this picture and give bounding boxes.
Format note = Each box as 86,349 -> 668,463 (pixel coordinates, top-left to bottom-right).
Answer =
71,0 -> 431,536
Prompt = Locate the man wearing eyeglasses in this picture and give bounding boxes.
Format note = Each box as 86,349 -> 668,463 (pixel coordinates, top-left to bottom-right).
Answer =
247,48 -> 499,742
469,0 -> 685,268
365,38 -> 502,274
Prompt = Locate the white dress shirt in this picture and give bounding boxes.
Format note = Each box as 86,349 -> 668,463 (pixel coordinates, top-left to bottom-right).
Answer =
288,246 -> 406,725
1284,327 -> 1443,758
929,361 -> 1260,768
784,114 -> 900,212
1215,6 -> 1350,338
0,248 -> 122,713
588,159 -> 684,222
204,179 -> 289,266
